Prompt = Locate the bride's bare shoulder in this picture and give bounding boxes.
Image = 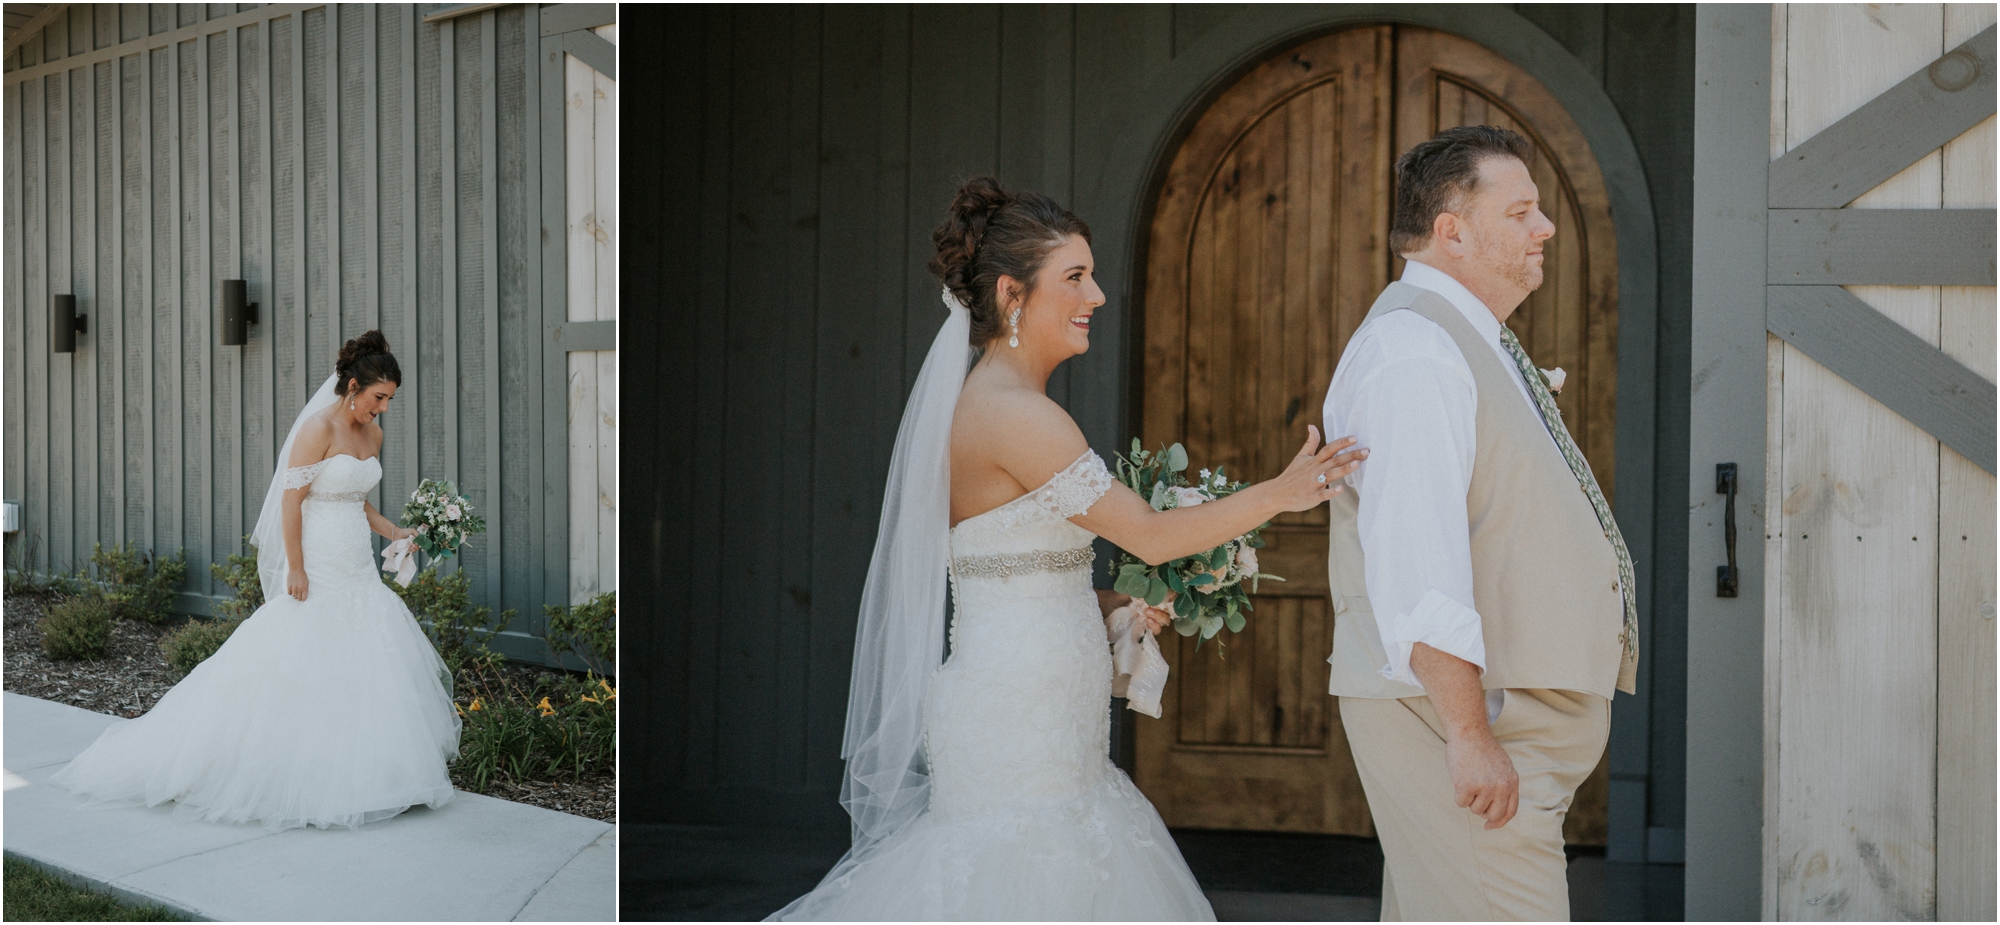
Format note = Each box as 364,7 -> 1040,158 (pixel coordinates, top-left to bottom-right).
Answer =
287,413 -> 336,468
953,381 -> 1088,473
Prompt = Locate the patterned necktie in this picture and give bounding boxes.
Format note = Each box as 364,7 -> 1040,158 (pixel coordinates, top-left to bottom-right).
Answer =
1498,326 -> 1638,668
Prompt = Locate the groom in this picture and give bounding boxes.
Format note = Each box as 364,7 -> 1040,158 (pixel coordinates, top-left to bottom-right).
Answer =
1319,125 -> 1637,920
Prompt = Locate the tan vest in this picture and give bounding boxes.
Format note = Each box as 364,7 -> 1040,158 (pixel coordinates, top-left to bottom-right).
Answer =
1326,282 -> 1636,700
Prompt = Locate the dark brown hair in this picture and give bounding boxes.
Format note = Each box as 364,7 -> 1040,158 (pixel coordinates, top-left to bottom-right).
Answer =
928,176 -> 1092,347
335,330 -> 402,396
1389,125 -> 1536,256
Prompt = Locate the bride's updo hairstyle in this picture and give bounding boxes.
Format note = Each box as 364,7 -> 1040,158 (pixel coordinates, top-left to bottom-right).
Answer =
928,176 -> 1092,347
335,330 -> 402,396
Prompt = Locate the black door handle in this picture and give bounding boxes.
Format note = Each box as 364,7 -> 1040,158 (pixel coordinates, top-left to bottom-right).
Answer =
1716,463 -> 1738,598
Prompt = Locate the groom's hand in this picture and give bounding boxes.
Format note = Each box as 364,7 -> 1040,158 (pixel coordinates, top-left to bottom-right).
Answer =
1443,727 -> 1519,829
1410,643 -> 1519,829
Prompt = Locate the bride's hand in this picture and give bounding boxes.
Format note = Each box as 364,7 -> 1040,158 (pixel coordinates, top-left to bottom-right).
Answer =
287,567 -> 309,602
1266,426 -> 1367,513
1130,596 -> 1174,637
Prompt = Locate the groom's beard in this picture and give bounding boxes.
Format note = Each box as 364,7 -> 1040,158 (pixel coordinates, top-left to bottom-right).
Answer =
1470,230 -> 1544,296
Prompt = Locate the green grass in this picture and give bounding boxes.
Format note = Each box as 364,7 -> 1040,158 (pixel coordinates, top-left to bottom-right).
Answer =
3,857 -> 185,922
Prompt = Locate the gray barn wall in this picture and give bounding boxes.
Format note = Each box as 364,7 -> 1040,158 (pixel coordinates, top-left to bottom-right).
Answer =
3,3 -> 581,665
631,3 -> 1694,844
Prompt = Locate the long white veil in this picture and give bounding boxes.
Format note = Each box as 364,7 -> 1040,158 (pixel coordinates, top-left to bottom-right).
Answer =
771,291 -> 971,918
251,373 -> 340,601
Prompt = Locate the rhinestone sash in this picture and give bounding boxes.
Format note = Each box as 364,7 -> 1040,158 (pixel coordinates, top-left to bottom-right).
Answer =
305,490 -> 370,503
952,545 -> 1094,580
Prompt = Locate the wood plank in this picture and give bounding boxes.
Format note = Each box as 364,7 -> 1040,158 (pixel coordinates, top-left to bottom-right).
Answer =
764,5 -> 816,788
539,3 -> 613,37
77,58 -> 100,563
713,3 -> 797,790
1765,283 -> 1994,474
133,45 -> 152,554
478,10 -> 501,616
286,12 -> 304,438
559,29 -> 611,81
159,43 -> 183,567
535,22 -> 567,629
590,31 -> 615,598
802,2 -> 912,790
187,34 -> 211,589
1767,208 -> 1996,286
563,43 -> 594,602
1064,2 -> 1167,457
520,0 -> 544,632
1769,25 -> 1995,209
25,75 -> 50,570
91,57 -> 116,556
243,20 -> 270,557
1773,6 -> 1943,919
1937,8 -> 1997,919
4,79 -> 25,569
438,17 -> 458,487
50,69 -> 73,570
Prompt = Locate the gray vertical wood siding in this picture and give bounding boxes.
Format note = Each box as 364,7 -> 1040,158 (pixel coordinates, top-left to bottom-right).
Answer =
4,3 -> 583,666
630,3 -> 1697,841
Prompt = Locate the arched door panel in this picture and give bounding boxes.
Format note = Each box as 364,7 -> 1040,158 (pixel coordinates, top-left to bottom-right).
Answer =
1136,24 -> 1619,840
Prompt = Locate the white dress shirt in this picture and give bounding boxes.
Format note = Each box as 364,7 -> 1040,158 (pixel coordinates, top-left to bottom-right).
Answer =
1322,261 -> 1572,721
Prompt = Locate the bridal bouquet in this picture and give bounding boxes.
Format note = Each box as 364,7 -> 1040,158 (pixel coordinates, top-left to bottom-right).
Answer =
1108,440 -> 1282,650
401,479 -> 487,561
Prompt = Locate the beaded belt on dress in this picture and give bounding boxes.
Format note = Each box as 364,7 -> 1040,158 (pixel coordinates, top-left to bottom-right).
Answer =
951,545 -> 1094,579
305,490 -> 369,503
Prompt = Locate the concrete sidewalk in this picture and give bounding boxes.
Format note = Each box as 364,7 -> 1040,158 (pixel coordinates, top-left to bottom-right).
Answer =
3,692 -> 614,922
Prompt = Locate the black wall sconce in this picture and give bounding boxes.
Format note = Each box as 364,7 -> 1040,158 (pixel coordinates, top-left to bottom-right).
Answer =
51,294 -> 84,353
219,279 -> 259,346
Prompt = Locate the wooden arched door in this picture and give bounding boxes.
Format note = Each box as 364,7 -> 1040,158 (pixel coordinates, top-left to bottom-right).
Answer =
1134,25 -> 1620,839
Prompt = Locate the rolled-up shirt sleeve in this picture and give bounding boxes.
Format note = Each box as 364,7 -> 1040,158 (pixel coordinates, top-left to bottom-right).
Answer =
1332,316 -> 1485,687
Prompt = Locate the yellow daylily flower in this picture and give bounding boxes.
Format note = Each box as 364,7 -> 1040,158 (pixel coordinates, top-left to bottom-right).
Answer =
579,694 -> 600,704
537,696 -> 556,717
469,698 -> 484,712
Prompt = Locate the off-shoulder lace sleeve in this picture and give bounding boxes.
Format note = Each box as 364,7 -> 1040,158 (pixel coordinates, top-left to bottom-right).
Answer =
1033,450 -> 1113,519
283,459 -> 330,490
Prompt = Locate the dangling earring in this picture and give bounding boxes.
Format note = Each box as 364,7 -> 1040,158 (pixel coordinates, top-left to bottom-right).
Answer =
1008,307 -> 1022,348
349,399 -> 355,411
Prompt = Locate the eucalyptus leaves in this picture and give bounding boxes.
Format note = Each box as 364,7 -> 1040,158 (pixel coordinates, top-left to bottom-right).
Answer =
1108,440 -> 1281,650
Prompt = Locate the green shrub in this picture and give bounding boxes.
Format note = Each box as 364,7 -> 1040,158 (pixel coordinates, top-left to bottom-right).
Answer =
390,568 -> 509,677
160,618 -> 242,676
208,539 -> 264,620
454,671 -> 616,793
543,591 -> 616,674
6,535 -> 95,597
90,543 -> 187,624
39,595 -> 114,661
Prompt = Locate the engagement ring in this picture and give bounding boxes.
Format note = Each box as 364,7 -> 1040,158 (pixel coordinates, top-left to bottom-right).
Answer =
1317,473 -> 1327,483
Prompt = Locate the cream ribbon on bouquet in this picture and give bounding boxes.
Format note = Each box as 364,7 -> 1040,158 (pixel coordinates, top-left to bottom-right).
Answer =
380,537 -> 419,587
1106,602 -> 1171,718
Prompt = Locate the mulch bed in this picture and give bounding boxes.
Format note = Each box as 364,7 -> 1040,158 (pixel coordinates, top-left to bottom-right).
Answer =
2,588 -> 615,824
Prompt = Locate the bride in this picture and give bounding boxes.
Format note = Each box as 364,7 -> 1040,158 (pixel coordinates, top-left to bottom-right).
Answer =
771,178 -> 1368,921
53,331 -> 461,831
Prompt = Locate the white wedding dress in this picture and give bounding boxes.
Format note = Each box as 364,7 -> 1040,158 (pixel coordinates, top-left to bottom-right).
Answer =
52,453 -> 461,831
772,451 -> 1215,921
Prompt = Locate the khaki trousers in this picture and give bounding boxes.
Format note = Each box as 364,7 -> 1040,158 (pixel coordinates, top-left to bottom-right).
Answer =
1340,689 -> 1609,921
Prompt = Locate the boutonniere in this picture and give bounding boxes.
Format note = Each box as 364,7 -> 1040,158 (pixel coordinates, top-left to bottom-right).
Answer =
1540,367 -> 1566,395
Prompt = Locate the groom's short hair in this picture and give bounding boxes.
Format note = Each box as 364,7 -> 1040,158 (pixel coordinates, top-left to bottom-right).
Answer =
1390,126 -> 1536,256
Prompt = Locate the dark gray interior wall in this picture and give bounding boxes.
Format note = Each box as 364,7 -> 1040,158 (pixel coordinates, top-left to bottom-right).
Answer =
633,3 -> 1694,834
1510,3 -> 1696,856
1,4 -> 579,664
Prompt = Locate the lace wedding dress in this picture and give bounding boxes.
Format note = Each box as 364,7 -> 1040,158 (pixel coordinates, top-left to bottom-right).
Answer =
52,454 -> 460,831
772,450 -> 1215,921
